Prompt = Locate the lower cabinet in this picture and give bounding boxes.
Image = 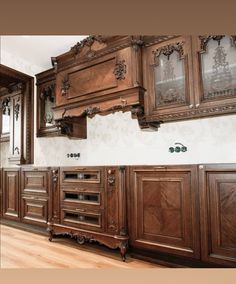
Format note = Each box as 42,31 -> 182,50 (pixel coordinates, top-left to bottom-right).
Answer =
199,164 -> 236,267
128,165 -> 200,260
1,164 -> 236,267
2,168 -> 21,220
47,166 -> 129,261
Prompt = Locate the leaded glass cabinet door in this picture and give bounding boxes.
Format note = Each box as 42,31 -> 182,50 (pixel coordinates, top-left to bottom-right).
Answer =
36,68 -> 59,137
143,36 -> 195,121
192,35 -> 236,109
0,96 -> 11,142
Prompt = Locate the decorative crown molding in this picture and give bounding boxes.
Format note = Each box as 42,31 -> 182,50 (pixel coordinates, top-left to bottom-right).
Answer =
70,35 -> 106,55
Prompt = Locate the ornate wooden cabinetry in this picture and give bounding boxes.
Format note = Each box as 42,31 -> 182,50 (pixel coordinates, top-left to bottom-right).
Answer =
143,35 -> 236,124
47,166 -> 129,261
192,36 -> 236,113
0,64 -> 34,164
0,95 -> 11,142
36,69 -> 60,137
21,167 -> 52,227
143,36 -> 195,121
128,165 -> 200,260
2,168 -> 21,220
199,164 -> 236,267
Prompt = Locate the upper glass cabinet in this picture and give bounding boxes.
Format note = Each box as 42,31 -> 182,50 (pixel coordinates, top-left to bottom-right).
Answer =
36,68 -> 59,137
193,35 -> 236,106
143,36 -> 194,118
0,96 -> 11,142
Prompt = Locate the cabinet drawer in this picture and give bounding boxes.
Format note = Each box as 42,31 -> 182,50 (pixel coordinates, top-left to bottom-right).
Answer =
61,206 -> 104,232
61,188 -> 103,208
21,170 -> 49,196
60,167 -> 104,187
21,195 -> 48,227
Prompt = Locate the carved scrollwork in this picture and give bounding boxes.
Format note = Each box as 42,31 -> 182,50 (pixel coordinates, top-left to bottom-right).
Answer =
107,169 -> 116,186
56,119 -> 73,136
113,60 -> 127,80
71,35 -> 106,55
83,106 -> 101,118
40,84 -> 55,102
14,97 -> 20,121
153,42 -> 184,65
61,76 -> 70,96
2,97 -> 10,115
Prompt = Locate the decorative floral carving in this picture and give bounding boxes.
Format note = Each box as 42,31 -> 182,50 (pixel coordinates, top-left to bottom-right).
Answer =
70,35 -> 106,55
199,35 -> 225,52
2,97 -> 10,115
14,97 -> 20,121
113,60 -> 127,80
83,106 -> 101,118
153,42 -> 184,64
40,84 -> 55,102
61,76 -> 70,96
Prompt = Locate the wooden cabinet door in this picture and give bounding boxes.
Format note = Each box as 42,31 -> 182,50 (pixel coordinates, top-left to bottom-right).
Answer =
199,164 -> 236,267
129,165 -> 200,259
3,169 -> 20,220
143,36 -> 195,121
21,195 -> 48,226
192,36 -> 236,113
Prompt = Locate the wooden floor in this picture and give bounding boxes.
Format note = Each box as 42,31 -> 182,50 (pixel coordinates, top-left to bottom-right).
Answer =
0,225 -> 165,268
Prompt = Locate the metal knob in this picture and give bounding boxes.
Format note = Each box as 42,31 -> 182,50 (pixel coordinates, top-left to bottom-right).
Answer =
189,104 -> 193,109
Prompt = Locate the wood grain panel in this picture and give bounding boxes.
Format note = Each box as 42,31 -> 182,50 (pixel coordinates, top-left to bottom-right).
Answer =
3,169 -> 20,220
129,165 -> 200,259
21,195 -> 48,226
68,57 -> 118,100
199,164 -> 236,267
22,170 -> 49,195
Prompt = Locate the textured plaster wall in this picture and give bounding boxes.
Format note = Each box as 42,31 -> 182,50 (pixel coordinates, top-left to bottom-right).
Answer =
1,50 -> 236,167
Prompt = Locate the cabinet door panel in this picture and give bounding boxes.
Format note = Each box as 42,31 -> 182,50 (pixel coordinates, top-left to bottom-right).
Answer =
193,36 -> 236,109
200,165 -> 236,266
21,195 -> 48,226
143,36 -> 195,118
21,170 -> 49,195
129,166 -> 200,259
3,169 -> 20,220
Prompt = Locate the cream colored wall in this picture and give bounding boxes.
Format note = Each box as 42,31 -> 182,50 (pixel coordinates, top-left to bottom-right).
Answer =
1,50 -> 236,167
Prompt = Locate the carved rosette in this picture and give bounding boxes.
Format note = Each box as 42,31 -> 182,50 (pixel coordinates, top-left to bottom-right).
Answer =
153,42 -> 184,65
113,60 -> 127,80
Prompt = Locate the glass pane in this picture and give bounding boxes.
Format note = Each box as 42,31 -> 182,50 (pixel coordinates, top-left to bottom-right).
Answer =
44,96 -> 55,127
201,36 -> 236,100
2,98 -> 10,134
154,50 -> 185,107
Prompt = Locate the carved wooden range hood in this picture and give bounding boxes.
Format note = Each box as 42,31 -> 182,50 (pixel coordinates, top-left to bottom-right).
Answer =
50,35 -> 161,138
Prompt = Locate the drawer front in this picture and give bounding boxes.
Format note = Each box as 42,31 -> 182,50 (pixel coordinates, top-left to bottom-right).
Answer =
21,195 -> 48,227
60,167 -> 104,187
61,206 -> 104,232
21,170 -> 49,196
61,187 -> 104,208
